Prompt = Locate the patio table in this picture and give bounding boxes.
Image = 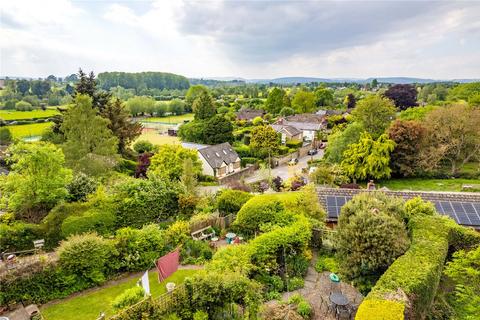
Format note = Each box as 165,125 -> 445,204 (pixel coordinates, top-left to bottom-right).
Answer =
330,292 -> 349,307
226,233 -> 236,244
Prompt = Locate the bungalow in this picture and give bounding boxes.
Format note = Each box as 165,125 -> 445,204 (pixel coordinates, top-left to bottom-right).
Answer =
197,142 -> 241,178
272,114 -> 326,142
236,108 -> 266,121
271,124 -> 303,144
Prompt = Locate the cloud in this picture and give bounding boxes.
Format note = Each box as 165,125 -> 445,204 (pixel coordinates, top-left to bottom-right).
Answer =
1,0 -> 479,79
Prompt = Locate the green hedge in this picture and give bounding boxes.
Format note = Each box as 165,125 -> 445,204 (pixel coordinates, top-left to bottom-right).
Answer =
216,189 -> 253,216
240,157 -> 259,167
285,139 -> 303,149
357,215 -> 480,320
355,299 -> 405,320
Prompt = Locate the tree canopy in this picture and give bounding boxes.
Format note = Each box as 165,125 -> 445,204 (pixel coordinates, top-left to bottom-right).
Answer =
292,90 -> 316,113
148,144 -> 202,181
352,95 -> 396,138
384,84 -> 418,110
193,91 -> 216,120
61,95 -> 119,176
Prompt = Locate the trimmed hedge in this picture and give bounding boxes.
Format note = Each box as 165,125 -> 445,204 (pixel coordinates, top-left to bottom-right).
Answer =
216,189 -> 253,216
355,299 -> 405,320
357,215 -> 480,320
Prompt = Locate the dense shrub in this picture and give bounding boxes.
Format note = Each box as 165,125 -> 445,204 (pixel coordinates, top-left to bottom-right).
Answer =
112,286 -> 145,311
15,100 -> 34,111
0,127 -> 12,145
285,139 -> 303,149
207,244 -> 253,276
233,144 -> 252,158
241,157 -> 259,167
57,233 -> 116,285
0,221 -> 43,252
115,224 -> 167,271
337,193 -> 409,292
356,299 -> 405,320
404,196 -> 436,218
314,251 -> 339,274
234,197 -> 289,236
133,140 -> 154,154
180,239 -> 213,265
114,177 -> 182,228
287,277 -> 305,291
67,172 -> 98,202
216,189 -> 252,216
61,209 -> 116,237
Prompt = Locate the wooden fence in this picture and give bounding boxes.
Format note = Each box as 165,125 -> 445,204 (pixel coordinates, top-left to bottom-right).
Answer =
189,213 -> 236,233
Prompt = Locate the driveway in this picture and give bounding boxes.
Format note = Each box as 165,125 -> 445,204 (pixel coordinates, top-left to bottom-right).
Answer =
245,149 -> 324,183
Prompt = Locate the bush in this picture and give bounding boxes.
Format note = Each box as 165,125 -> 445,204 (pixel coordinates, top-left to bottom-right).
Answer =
0,127 -> 12,145
61,209 -> 116,237
297,300 -> 312,319
57,232 -> 116,285
234,197 -> 288,236
404,196 -> 436,218
216,189 -> 252,216
116,159 -> 137,176
193,310 -> 208,320
67,172 -> 98,202
207,244 -> 253,276
241,157 -> 259,167
0,221 -> 43,252
115,224 -> 167,271
180,239 -> 213,265
15,100 -> 34,111
287,277 -> 305,291
233,144 -> 252,158
315,254 -> 339,273
254,273 -> 284,293
277,145 -> 290,155
337,192 -> 409,291
133,140 -> 154,154
286,139 -> 303,149
112,286 -> 145,311
114,177 -> 182,228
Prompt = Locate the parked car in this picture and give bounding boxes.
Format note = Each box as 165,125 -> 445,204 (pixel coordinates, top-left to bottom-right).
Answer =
288,158 -> 298,166
307,149 -> 318,155
319,142 -> 327,149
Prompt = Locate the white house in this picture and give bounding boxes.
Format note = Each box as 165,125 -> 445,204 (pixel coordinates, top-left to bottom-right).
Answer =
273,114 -> 326,142
197,142 -> 241,178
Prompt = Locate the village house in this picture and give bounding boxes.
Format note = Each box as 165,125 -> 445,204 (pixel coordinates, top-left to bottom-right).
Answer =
272,113 -> 326,142
196,142 -> 241,178
236,108 -> 266,121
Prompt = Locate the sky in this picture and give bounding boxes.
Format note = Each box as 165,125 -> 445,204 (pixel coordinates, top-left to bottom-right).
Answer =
1,0 -> 479,79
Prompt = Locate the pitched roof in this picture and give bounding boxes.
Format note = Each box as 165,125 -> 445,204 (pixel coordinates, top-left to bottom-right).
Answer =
280,125 -> 302,136
236,108 -> 265,120
285,113 -> 325,123
198,142 -> 239,169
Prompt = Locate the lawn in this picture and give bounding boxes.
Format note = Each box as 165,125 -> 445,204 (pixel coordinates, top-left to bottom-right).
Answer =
135,131 -> 181,146
378,178 -> 480,192
0,109 -> 59,120
7,122 -> 53,138
141,113 -> 194,124
41,269 -> 197,320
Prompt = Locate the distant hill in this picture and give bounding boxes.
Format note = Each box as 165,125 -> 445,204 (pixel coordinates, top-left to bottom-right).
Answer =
242,77 -> 480,85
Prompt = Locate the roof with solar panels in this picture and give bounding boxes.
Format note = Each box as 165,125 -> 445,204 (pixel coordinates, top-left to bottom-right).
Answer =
317,187 -> 480,230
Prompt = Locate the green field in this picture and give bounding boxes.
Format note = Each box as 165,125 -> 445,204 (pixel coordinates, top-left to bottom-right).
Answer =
0,109 -> 59,120
41,269 -> 196,320
7,122 -> 53,138
141,113 -> 194,124
378,178 -> 480,192
135,131 -> 181,146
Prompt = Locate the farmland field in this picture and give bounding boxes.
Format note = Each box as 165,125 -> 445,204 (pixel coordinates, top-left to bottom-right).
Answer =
135,131 -> 181,146
141,113 -> 194,124
0,109 -> 59,120
7,122 -> 53,138
377,178 -> 480,192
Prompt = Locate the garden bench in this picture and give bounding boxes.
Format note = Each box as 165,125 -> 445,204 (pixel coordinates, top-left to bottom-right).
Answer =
191,226 -> 214,241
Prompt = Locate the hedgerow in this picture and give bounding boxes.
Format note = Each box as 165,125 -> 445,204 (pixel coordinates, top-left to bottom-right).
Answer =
356,214 -> 480,320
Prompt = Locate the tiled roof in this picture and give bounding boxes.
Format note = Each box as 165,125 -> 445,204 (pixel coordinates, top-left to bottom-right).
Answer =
198,142 -> 239,169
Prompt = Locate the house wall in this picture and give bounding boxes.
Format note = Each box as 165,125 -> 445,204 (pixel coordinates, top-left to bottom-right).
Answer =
303,130 -> 315,141
198,153 -> 215,176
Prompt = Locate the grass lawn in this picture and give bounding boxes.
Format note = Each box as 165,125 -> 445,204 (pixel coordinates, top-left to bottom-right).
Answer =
142,113 -> 194,124
41,269 -> 197,320
7,122 -> 53,138
135,132 -> 181,146
378,178 -> 480,192
0,109 -> 59,120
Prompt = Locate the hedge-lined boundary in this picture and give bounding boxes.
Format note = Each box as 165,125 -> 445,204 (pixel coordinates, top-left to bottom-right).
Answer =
355,299 -> 404,320
355,215 -> 480,320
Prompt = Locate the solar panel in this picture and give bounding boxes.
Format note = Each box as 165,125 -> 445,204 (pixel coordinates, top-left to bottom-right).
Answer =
324,195 -> 480,227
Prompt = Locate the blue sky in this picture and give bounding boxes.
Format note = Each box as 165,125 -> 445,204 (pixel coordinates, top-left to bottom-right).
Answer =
1,0 -> 479,79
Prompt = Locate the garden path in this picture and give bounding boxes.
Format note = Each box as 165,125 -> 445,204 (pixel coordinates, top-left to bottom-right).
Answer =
281,252 -> 363,320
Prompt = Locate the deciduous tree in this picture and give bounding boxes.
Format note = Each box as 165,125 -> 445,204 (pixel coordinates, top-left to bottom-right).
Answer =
264,88 -> 288,114
193,91 -> 216,120
421,104 -> 480,175
203,115 -> 234,144
1,142 -> 72,222
387,120 -> 426,177
61,95 -> 118,176
148,144 -> 202,180
250,125 -> 280,157
292,90 -> 316,113
341,132 -> 395,181
351,95 -> 396,138
384,84 -> 418,110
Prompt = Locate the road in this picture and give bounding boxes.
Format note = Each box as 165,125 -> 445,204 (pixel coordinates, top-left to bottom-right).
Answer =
245,149 -> 324,183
